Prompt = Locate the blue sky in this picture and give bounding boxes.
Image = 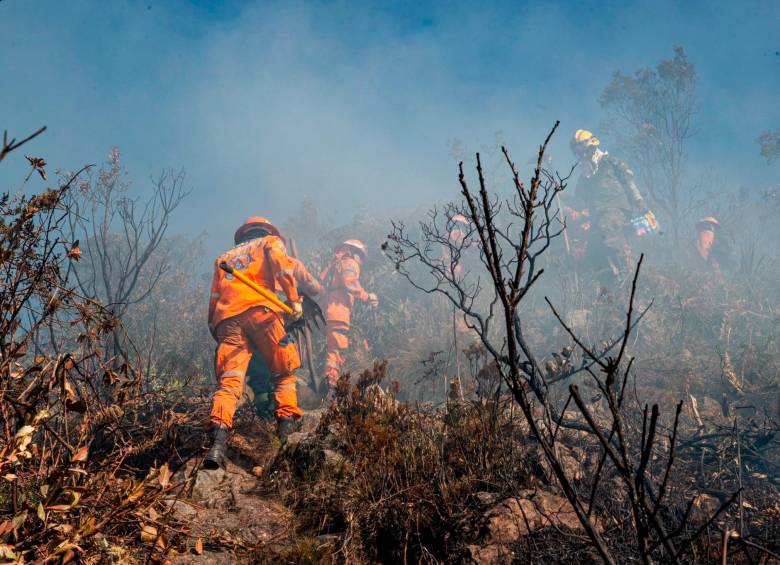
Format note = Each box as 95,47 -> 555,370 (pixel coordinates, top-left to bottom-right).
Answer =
1,0 -> 778,255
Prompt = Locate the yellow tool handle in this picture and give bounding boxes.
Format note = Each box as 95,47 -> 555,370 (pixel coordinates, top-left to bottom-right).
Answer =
219,261 -> 293,315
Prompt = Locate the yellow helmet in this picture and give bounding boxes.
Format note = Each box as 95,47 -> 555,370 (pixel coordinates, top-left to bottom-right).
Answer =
570,129 -> 600,155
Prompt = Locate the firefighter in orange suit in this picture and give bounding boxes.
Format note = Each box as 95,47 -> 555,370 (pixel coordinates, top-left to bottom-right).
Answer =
320,240 -> 377,394
244,256 -> 323,417
204,217 -> 303,469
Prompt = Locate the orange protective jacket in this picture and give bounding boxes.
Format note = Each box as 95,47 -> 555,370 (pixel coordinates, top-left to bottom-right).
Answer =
322,254 -> 369,326
208,235 -> 299,330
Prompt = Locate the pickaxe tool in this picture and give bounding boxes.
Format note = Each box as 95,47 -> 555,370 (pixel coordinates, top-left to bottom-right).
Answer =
288,238 -> 324,392
218,261 -> 324,335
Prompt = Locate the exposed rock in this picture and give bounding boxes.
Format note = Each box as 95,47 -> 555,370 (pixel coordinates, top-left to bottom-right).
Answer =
166,499 -> 198,519
473,491 -> 500,506
692,492 -> 722,522
284,431 -> 308,449
300,408 -> 325,433
170,460 -> 292,550
279,426 -> 348,478
484,491 -> 586,538
169,552 -> 235,564
297,383 -> 321,410
465,489 -> 596,564
191,465 -> 228,507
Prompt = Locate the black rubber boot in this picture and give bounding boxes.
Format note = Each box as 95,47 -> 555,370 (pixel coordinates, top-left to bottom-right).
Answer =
276,417 -> 299,443
203,424 -> 229,470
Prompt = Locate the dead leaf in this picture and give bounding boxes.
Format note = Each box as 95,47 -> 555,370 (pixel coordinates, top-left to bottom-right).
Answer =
53,541 -> 83,555
11,511 -> 27,533
68,240 -> 82,261
148,506 -> 158,521
36,502 -> 46,521
158,464 -> 172,488
10,343 -> 27,359
67,490 -> 82,508
14,425 -> 35,442
78,516 -> 97,537
0,544 -> 17,560
2,474 -> 17,482
63,379 -> 86,413
33,409 -> 51,424
71,445 -> 88,463
194,538 -> 204,555
13,425 -> 35,456
140,524 -> 158,542
123,481 -> 145,505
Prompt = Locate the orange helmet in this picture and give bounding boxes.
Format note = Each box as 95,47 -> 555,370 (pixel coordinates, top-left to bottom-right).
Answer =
696,217 -> 719,230
339,239 -> 368,259
234,216 -> 281,244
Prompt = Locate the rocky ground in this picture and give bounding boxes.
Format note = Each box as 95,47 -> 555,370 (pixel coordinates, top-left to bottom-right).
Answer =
166,411 -> 325,564
160,403 -> 597,564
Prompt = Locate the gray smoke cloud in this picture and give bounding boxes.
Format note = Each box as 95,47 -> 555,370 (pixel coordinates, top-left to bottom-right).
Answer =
1,0 -> 778,258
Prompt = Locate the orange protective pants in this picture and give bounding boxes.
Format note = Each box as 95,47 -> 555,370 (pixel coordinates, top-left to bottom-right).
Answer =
211,307 -> 301,427
323,321 -> 349,386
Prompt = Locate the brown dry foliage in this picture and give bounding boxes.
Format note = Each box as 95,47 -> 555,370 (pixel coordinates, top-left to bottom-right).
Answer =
0,130 -> 213,563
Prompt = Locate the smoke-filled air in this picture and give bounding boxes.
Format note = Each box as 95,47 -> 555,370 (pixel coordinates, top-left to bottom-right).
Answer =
1,1 -> 779,563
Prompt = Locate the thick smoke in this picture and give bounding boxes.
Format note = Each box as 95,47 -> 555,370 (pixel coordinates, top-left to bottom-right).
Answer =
1,0 -> 777,261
